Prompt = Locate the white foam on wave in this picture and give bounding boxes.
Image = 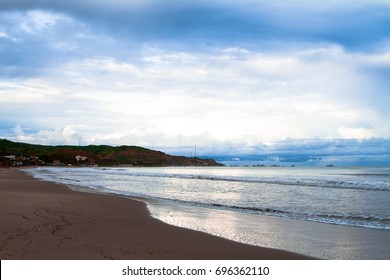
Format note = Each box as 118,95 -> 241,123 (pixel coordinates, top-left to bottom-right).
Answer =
25,166 -> 390,231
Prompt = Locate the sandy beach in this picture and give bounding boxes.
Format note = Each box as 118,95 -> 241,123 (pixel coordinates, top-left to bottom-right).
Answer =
0,168 -> 312,260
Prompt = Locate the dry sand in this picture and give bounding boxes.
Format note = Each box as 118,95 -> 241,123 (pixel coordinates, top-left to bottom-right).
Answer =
0,168 -> 313,260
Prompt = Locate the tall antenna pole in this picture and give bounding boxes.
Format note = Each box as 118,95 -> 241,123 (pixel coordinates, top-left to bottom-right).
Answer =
194,145 -> 197,158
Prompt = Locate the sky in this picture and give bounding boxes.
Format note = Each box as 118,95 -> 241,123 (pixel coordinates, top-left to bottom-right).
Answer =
1,0 -> 390,165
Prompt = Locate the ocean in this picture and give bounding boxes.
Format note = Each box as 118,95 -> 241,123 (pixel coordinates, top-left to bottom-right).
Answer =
25,166 -> 390,259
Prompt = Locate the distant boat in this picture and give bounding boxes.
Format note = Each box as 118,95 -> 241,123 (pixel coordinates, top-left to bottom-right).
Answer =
326,164 -> 334,167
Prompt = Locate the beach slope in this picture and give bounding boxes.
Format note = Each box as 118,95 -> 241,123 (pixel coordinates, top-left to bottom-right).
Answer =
0,168 -> 312,260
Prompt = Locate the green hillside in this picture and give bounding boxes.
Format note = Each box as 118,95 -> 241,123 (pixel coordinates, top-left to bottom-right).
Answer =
0,139 -> 223,167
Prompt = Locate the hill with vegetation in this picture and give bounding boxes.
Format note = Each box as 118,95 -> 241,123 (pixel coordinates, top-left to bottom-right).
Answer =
0,139 -> 223,167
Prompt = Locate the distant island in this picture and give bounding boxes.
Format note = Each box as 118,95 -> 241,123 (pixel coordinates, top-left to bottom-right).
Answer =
0,139 -> 223,167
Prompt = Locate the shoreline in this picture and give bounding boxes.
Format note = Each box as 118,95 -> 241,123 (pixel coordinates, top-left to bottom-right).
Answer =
147,198 -> 390,260
0,168 -> 312,260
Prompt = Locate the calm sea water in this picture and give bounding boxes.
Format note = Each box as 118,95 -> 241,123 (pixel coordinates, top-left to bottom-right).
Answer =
26,166 -> 390,231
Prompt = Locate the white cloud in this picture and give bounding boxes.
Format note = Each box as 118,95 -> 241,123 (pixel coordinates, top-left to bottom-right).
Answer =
19,10 -> 73,34
0,31 -> 17,41
11,125 -> 82,145
12,125 -> 34,142
0,1 -> 389,167
338,127 -> 376,139
2,44 -> 390,148
1,2 -> 390,150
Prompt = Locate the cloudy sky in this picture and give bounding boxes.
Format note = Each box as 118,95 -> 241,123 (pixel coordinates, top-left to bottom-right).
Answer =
1,0 -> 390,164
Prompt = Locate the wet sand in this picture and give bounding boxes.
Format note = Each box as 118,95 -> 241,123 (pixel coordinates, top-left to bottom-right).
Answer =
148,198 -> 390,259
0,168 -> 312,260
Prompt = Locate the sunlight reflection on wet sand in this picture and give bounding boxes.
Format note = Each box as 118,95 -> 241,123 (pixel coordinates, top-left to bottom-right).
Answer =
145,198 -> 390,260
